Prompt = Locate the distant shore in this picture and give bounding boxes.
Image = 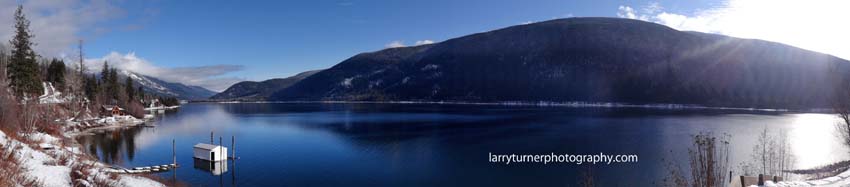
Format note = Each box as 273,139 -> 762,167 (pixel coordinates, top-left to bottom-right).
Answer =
190,100 -> 836,113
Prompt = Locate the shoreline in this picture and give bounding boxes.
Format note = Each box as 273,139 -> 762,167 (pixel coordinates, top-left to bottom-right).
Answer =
193,100 -> 834,113
2,106 -> 183,187
0,119 -> 166,187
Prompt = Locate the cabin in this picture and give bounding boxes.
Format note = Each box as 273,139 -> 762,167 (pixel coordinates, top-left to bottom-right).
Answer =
100,105 -> 125,116
193,143 -> 228,161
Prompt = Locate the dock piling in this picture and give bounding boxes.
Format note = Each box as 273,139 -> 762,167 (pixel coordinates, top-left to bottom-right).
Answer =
231,136 -> 235,159
172,139 -> 176,165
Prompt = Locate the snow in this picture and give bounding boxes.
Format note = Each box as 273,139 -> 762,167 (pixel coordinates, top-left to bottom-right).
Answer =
369,79 -> 383,88
760,169 -> 850,187
28,132 -> 60,144
421,64 -> 439,71
95,115 -> 145,125
120,175 -> 165,187
0,131 -> 72,187
144,105 -> 179,111
341,77 -> 355,88
122,70 -> 176,95
0,130 -> 165,187
39,82 -> 67,104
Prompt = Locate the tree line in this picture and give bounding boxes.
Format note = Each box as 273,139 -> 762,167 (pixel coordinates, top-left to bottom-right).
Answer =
1,5 -> 179,123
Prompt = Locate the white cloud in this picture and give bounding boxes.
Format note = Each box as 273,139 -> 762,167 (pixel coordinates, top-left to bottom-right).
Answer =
0,0 -> 125,57
385,41 -> 406,48
385,40 -> 436,48
414,40 -> 434,45
86,52 -> 245,92
617,6 -> 648,21
617,0 -> 850,60
643,2 -> 662,14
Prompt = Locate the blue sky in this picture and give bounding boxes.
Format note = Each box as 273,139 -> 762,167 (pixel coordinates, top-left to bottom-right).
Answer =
3,0 -> 848,91
81,0 -> 717,91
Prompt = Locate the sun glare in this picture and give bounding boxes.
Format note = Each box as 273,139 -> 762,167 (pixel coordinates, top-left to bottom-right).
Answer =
632,0 -> 850,60
790,113 -> 848,169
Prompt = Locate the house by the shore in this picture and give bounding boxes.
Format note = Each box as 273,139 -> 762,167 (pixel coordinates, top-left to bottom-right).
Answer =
100,105 -> 126,116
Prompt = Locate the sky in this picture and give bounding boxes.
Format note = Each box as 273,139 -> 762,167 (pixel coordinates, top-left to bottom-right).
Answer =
0,0 -> 848,92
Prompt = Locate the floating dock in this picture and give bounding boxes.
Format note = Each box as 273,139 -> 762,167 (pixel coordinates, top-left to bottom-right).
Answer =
107,164 -> 179,174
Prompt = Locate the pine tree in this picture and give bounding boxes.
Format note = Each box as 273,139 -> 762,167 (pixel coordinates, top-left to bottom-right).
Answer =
84,74 -> 98,102
7,5 -> 42,97
77,40 -> 85,77
100,61 -> 110,84
136,86 -> 145,102
125,76 -> 135,100
46,58 -> 65,91
108,67 -> 118,99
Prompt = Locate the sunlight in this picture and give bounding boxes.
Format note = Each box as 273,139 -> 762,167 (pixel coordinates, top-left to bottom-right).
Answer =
634,0 -> 850,60
790,113 -> 848,169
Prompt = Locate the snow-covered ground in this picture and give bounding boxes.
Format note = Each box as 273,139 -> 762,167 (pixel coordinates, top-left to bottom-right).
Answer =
95,115 -> 145,125
144,105 -> 179,111
782,169 -> 850,187
39,82 -> 68,104
0,130 -> 164,187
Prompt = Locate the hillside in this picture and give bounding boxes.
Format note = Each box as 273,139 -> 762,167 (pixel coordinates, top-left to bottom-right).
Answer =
121,70 -> 217,100
210,70 -> 321,101
269,17 -> 850,109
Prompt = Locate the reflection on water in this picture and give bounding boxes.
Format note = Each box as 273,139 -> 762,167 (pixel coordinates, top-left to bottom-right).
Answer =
790,114 -> 846,169
77,127 -> 146,164
193,158 -> 228,175
76,103 -> 849,186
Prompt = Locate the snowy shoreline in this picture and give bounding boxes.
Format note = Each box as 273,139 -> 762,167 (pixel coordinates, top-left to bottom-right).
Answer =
0,118 -> 164,187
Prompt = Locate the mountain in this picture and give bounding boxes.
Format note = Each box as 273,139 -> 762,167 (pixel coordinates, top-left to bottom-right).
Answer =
269,17 -> 850,109
120,70 -> 217,100
209,70 -> 322,101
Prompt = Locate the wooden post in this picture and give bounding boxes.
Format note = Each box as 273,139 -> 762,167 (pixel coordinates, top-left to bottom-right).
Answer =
231,136 -> 235,159
172,139 -> 176,165
728,171 -> 731,183
210,131 -> 214,144
219,136 -> 223,161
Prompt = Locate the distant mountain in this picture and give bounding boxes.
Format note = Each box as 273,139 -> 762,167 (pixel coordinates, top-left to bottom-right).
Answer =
269,17 -> 850,109
210,70 -> 322,101
120,70 -> 217,100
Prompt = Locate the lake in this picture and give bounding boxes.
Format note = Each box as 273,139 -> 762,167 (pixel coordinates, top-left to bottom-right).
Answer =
76,103 -> 848,186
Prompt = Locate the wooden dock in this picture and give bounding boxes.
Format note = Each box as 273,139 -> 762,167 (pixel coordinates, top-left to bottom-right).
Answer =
105,139 -> 182,174
108,164 -> 180,174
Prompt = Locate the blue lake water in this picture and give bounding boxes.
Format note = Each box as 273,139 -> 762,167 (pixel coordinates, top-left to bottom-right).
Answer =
76,103 -> 848,186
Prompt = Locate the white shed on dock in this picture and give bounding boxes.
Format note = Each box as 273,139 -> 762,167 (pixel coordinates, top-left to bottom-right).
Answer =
193,143 -> 228,161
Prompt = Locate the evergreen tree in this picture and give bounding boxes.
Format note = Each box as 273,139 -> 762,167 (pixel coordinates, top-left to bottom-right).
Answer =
100,61 -> 110,84
99,61 -> 122,101
125,76 -> 135,100
136,86 -> 145,102
108,67 -> 118,99
7,5 -> 42,97
84,74 -> 98,101
46,58 -> 65,91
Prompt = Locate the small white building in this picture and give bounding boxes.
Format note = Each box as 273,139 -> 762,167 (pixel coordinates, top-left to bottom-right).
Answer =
193,143 -> 228,161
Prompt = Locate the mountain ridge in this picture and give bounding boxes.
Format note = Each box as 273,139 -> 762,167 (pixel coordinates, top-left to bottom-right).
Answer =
265,17 -> 849,109
209,70 -> 322,101
120,70 -> 217,100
